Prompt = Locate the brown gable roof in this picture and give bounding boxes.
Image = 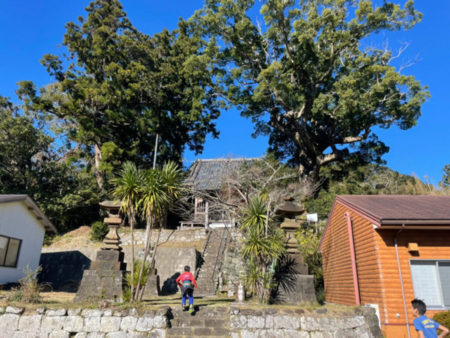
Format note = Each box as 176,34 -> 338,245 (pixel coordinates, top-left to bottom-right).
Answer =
0,194 -> 57,233
319,194 -> 450,252
337,195 -> 450,225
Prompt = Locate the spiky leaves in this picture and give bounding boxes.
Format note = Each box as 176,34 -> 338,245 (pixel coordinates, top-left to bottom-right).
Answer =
241,195 -> 285,302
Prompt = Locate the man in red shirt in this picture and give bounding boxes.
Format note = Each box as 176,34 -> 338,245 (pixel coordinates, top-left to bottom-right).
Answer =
176,265 -> 198,313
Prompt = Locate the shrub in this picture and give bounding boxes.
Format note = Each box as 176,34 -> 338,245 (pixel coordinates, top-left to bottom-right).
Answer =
296,225 -> 325,303
8,266 -> 43,303
123,259 -> 151,302
90,221 -> 109,241
433,311 -> 450,334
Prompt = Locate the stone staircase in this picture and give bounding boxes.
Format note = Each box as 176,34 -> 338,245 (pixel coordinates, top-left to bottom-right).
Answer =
195,228 -> 229,297
167,306 -> 230,337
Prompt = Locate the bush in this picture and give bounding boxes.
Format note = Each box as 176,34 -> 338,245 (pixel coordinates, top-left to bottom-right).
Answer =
123,259 -> 151,302
90,221 -> 109,241
433,311 -> 450,334
296,225 -> 325,303
8,266 -> 43,303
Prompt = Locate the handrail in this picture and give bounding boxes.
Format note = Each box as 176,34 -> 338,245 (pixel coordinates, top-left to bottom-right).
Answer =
211,227 -> 229,287
195,229 -> 212,279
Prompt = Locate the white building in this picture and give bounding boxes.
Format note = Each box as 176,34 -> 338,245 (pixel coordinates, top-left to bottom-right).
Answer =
0,195 -> 56,285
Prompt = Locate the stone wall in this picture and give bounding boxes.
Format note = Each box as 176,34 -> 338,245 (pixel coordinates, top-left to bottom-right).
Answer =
221,229 -> 246,286
0,304 -> 381,338
0,306 -> 168,338
229,305 -> 382,338
119,228 -> 206,247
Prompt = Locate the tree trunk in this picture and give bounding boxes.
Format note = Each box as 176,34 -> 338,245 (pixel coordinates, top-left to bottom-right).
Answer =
129,209 -> 136,302
135,213 -> 153,301
150,227 -> 162,269
94,143 -> 104,190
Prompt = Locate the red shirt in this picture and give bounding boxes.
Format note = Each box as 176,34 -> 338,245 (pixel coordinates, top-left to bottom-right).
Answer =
176,271 -> 198,288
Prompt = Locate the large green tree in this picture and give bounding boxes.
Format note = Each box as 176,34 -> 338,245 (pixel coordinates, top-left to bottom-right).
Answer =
19,0 -> 221,190
0,96 -> 100,232
191,0 -> 429,180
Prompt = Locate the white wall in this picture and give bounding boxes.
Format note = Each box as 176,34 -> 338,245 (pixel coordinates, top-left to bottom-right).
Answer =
0,202 -> 45,284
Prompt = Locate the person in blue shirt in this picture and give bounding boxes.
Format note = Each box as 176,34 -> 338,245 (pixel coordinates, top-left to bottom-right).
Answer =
411,299 -> 449,338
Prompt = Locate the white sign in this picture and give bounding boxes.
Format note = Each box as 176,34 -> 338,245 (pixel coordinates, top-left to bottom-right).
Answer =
306,213 -> 318,223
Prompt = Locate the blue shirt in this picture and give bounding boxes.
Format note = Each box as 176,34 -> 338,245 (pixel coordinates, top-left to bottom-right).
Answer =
413,315 -> 440,338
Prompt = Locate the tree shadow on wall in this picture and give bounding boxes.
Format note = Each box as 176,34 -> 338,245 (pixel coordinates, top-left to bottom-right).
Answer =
160,272 -> 180,295
39,250 -> 91,292
270,255 -> 298,304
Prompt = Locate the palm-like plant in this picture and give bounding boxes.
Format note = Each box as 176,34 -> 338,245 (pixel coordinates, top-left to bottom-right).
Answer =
135,161 -> 183,301
149,162 -> 183,267
111,161 -> 143,302
241,195 -> 286,303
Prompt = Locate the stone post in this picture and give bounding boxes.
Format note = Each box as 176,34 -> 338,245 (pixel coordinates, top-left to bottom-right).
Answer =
75,201 -> 127,303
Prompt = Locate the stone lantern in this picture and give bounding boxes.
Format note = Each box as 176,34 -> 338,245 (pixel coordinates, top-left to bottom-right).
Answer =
278,197 -> 306,256
99,200 -> 123,251
275,197 -> 316,304
75,200 -> 126,303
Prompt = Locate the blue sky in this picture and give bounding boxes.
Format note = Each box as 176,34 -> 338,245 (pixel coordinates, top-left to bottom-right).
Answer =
0,1 -> 449,183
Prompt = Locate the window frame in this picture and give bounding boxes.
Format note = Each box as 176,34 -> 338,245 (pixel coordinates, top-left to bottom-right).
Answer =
0,234 -> 22,268
409,259 -> 450,310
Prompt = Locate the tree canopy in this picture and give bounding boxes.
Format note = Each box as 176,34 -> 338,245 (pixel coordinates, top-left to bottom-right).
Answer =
0,96 -> 100,232
19,0 -> 222,190
190,0 -> 429,180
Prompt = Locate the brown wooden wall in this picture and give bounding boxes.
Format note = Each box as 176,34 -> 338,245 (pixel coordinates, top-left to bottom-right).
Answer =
321,201 -> 383,307
322,200 -> 450,337
374,228 -> 450,337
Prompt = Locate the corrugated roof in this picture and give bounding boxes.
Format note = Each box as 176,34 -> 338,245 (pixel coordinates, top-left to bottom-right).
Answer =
337,195 -> 450,224
186,158 -> 259,191
0,194 -> 56,233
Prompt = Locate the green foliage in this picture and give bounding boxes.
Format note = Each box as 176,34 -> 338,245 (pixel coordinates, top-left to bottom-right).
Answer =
190,0 -> 429,180
440,164 -> 450,189
433,311 -> 450,335
8,266 -> 43,304
241,195 -> 286,303
111,160 -> 183,302
304,163 -> 425,219
123,259 -> 151,302
18,0 -> 223,189
296,226 -> 324,303
0,96 -> 101,232
90,221 -> 109,242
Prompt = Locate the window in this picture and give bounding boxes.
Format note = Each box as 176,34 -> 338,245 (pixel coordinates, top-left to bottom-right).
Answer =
410,260 -> 450,309
0,235 -> 22,268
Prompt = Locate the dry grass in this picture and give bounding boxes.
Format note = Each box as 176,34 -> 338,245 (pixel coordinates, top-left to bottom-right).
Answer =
44,226 -> 102,249
158,240 -> 205,252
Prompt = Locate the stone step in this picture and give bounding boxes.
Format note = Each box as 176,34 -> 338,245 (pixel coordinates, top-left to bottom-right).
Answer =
171,317 -> 229,328
167,327 -> 230,337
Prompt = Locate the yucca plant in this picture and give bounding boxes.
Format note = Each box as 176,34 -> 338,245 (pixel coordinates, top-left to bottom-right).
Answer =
135,161 -> 183,301
111,161 -> 144,302
240,195 -> 286,303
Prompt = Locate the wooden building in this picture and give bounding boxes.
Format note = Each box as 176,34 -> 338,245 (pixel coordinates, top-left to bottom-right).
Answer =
319,195 -> 450,338
181,158 -> 257,228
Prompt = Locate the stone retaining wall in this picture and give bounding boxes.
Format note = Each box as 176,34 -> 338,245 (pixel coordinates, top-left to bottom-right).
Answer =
0,306 -> 168,338
229,305 -> 382,338
119,228 -> 206,247
0,304 -> 382,338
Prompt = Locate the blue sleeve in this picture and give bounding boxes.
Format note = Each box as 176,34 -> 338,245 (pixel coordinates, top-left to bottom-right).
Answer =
414,319 -> 424,331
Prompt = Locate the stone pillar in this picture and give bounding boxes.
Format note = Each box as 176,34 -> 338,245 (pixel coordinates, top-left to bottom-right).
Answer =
276,218 -> 316,304
75,201 -> 127,303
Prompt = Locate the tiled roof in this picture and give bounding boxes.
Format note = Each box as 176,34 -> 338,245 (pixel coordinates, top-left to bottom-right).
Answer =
186,158 -> 259,191
337,195 -> 450,224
